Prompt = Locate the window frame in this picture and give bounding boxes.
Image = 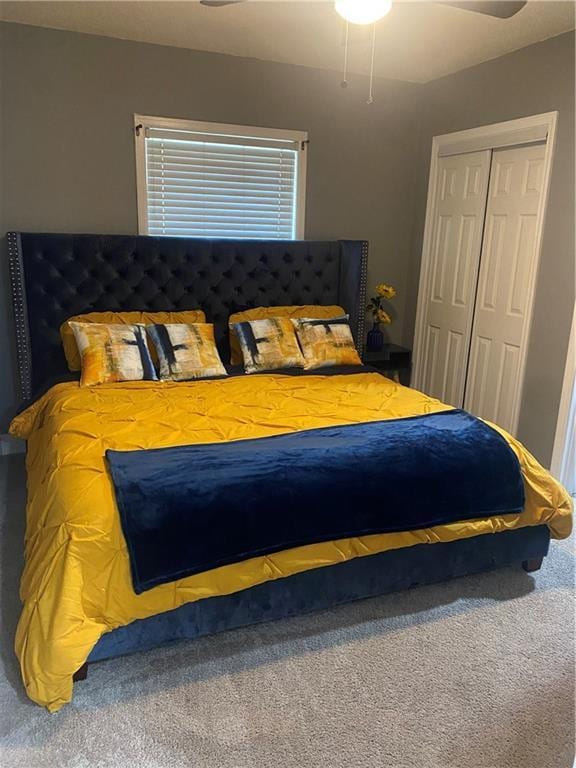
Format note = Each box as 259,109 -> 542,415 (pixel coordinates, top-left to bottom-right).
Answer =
134,114 -> 308,240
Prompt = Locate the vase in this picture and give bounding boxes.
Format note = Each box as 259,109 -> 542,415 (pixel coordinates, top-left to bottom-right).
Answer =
366,321 -> 384,352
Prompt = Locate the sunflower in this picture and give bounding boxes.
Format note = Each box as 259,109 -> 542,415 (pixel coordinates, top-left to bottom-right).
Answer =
377,308 -> 391,324
367,283 -> 396,324
376,284 -> 396,300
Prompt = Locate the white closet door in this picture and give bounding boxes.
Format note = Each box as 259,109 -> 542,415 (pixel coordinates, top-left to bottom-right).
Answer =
418,150 -> 491,406
464,143 -> 546,433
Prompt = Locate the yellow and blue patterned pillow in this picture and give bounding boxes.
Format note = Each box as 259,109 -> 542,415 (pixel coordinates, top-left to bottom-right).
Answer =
228,305 -> 345,365
232,317 -> 305,374
292,316 -> 362,370
70,322 -> 157,386
61,310 -> 207,371
147,323 -> 227,381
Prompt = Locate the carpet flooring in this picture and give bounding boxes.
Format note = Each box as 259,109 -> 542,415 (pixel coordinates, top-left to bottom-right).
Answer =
0,454 -> 574,768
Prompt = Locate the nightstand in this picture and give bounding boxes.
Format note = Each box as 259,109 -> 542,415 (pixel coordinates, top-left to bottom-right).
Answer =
362,344 -> 412,386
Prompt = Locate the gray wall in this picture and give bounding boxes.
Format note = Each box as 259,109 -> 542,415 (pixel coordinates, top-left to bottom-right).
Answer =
406,30 -> 575,465
0,21 -> 422,429
0,21 -> 574,467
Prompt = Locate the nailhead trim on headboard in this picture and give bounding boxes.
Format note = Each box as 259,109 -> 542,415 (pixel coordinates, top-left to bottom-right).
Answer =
7,231 -> 32,402
358,240 -> 369,354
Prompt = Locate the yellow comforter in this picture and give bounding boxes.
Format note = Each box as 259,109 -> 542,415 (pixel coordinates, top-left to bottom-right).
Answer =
10,371 -> 572,712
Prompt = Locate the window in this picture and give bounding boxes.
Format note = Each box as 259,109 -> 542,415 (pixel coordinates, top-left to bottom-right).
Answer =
134,115 -> 307,240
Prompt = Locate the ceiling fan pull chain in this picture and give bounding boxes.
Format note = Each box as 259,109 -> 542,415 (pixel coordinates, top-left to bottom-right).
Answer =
341,21 -> 349,88
367,23 -> 376,104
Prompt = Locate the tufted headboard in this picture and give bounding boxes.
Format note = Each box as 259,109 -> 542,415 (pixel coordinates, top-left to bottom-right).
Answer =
7,232 -> 368,401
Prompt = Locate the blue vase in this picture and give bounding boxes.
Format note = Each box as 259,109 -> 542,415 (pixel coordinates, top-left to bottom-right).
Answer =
366,322 -> 384,352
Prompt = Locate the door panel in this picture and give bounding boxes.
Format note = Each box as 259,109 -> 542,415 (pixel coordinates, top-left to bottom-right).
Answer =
419,150 -> 491,405
464,143 -> 546,432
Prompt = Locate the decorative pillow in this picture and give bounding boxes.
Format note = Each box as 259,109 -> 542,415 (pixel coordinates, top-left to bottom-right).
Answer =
61,310 -> 206,371
147,323 -> 227,381
228,305 -> 345,365
292,316 -> 362,370
232,318 -> 305,374
70,322 -> 158,386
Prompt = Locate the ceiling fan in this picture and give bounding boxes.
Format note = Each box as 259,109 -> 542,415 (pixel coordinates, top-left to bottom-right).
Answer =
199,0 -> 528,103
199,1 -> 528,20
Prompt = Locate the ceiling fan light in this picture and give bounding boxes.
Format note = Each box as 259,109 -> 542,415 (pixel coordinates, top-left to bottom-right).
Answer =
335,0 -> 393,25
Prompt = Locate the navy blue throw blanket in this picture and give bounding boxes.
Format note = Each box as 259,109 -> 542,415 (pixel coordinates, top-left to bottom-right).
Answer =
107,410 -> 525,594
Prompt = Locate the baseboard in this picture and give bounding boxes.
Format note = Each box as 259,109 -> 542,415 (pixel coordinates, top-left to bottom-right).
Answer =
0,433 -> 25,456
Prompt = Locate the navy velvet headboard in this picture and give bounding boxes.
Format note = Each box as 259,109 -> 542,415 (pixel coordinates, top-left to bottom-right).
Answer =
7,233 -> 368,401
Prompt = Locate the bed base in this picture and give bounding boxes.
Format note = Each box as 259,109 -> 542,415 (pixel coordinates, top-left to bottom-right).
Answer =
73,663 -> 88,682
78,526 -> 549,683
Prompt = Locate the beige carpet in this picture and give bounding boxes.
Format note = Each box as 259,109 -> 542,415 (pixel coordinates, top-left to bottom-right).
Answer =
0,454 -> 574,768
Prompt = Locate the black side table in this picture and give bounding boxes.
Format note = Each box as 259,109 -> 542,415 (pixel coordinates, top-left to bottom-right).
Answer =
362,344 -> 412,386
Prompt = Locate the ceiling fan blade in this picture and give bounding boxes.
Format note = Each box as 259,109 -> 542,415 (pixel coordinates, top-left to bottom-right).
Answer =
440,1 -> 527,18
199,1 -> 245,7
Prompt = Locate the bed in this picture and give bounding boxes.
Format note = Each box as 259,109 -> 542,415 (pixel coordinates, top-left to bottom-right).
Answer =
7,231 -> 572,712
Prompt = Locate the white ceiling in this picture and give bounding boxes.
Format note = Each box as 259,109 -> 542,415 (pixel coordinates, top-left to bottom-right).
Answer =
0,0 -> 574,83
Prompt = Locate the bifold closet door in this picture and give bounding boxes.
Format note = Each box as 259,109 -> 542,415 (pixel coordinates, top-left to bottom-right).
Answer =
464,143 -> 546,433
418,150 -> 491,406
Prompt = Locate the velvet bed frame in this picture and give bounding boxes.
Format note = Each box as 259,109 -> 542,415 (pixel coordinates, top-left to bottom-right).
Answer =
7,231 -> 549,682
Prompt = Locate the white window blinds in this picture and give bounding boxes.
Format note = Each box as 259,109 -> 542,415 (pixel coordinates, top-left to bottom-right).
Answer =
137,119 -> 307,240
